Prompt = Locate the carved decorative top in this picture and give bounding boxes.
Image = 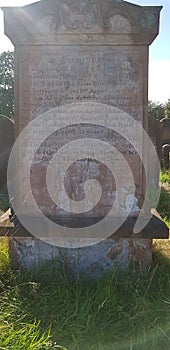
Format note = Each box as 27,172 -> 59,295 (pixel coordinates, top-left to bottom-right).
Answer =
107,14 -> 131,33
2,0 -> 162,45
62,0 -> 100,30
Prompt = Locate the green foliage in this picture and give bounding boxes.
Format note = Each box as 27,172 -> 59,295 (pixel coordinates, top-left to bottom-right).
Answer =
0,51 -> 14,119
164,99 -> 170,119
148,99 -> 170,121
0,195 -> 9,213
158,171 -> 170,228
148,100 -> 165,121
157,188 -> 170,226
160,171 -> 170,186
0,238 -> 11,275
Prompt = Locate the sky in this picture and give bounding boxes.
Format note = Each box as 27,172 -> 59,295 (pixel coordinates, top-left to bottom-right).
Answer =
0,0 -> 169,103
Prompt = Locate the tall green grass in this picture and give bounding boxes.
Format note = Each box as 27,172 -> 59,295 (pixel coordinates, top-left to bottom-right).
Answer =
0,171 -> 169,349
158,170 -> 170,228
0,238 -> 170,350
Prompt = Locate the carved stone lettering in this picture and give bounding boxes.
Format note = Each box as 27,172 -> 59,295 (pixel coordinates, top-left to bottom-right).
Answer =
19,46 -> 143,130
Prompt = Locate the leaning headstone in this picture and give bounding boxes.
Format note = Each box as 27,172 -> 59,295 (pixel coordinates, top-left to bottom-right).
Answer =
160,118 -> 170,145
2,0 -> 168,275
162,144 -> 170,169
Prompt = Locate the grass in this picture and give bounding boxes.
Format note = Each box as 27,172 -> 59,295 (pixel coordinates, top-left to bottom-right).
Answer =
0,245 -> 169,350
0,171 -> 169,349
158,170 -> 170,229
160,171 -> 170,187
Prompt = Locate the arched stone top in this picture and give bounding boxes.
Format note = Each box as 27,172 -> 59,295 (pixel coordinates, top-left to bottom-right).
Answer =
2,0 -> 162,45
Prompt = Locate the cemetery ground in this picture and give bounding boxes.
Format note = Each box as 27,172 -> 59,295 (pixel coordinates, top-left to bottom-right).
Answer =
0,172 -> 169,350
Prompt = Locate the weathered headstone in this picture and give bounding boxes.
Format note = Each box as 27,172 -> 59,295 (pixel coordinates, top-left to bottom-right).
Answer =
160,118 -> 170,145
162,144 -> 170,169
2,0 -> 168,275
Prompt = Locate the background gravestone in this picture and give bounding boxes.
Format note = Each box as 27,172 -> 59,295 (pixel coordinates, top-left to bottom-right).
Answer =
2,0 -> 168,274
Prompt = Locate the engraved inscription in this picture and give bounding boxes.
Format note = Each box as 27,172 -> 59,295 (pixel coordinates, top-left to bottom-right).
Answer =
18,46 -> 144,216
19,47 -> 143,126
19,105 -> 141,217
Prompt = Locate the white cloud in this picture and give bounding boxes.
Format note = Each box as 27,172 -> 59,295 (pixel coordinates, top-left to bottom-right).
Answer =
149,61 -> 170,103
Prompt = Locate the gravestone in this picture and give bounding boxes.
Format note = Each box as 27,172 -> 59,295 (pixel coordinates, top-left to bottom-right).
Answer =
162,144 -> 170,170
2,0 -> 168,275
160,118 -> 170,145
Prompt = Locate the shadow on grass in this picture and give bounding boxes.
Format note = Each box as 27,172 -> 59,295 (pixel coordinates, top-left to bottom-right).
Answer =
0,244 -> 170,350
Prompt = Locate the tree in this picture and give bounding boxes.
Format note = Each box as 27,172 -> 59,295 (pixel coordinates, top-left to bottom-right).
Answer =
0,51 -> 14,119
148,100 -> 165,121
164,99 -> 170,119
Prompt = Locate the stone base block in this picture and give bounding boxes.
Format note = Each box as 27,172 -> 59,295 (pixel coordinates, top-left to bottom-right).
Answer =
0,210 -> 168,277
9,237 -> 152,277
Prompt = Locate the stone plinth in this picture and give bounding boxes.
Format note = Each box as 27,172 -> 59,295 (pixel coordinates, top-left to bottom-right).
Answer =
9,237 -> 152,276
